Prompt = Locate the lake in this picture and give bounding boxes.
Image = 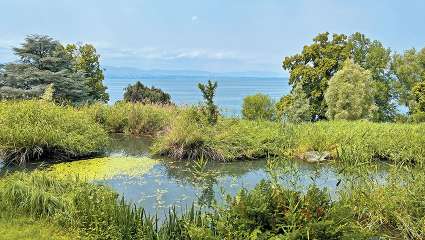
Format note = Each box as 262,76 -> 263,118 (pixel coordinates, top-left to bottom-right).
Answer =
105,75 -> 290,116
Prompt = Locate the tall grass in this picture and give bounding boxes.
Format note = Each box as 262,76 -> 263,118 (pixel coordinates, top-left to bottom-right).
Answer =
2,168 -> 425,239
152,109 -> 425,165
0,171 -> 209,240
0,100 -> 108,165
80,102 -> 177,136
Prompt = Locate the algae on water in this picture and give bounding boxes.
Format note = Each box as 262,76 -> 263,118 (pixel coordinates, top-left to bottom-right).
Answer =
48,157 -> 158,181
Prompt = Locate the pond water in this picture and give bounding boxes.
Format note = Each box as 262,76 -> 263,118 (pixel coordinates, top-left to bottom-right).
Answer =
0,134 -> 361,217
96,134 -> 341,215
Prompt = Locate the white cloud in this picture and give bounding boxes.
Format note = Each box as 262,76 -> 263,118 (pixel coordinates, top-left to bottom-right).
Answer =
99,47 -> 240,61
191,16 -> 198,22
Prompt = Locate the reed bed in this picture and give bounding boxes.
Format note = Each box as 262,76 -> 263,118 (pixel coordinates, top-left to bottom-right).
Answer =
0,100 -> 108,165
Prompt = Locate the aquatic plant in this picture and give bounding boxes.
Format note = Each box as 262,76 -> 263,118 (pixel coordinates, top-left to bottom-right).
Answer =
48,156 -> 158,181
0,100 -> 108,165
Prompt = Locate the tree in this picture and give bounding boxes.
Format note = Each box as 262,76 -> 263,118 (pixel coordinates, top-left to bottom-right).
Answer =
123,81 -> 171,104
0,34 -> 108,104
282,32 -> 395,121
412,82 -> 425,113
392,48 -> 425,113
66,44 -> 109,102
280,85 -> 311,123
348,32 -> 395,121
325,60 -> 377,120
198,80 -> 219,125
242,93 -> 275,121
282,32 -> 350,118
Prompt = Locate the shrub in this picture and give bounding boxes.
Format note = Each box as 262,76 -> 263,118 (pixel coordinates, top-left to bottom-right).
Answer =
242,93 -> 275,121
198,80 -> 219,125
0,100 -> 108,165
213,180 -> 364,239
123,81 -> 171,104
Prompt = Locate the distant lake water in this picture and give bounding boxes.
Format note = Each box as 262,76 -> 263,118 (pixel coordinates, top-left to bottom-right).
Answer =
105,75 -> 290,116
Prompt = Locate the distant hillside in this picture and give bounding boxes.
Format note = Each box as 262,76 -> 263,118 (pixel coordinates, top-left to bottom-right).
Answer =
103,66 -> 287,79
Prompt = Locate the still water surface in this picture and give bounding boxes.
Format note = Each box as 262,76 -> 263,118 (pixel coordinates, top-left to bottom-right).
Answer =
99,134 -> 340,215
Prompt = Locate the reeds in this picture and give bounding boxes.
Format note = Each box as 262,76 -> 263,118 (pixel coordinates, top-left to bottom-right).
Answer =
0,100 -> 109,165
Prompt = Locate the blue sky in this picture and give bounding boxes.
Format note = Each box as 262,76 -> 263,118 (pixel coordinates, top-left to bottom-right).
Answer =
1,0 -> 425,74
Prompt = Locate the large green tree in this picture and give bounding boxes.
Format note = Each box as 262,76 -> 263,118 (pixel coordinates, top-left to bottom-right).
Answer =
282,32 -> 350,119
282,32 -> 395,121
0,34 -> 108,104
325,60 -> 377,120
392,48 -> 425,113
65,44 -> 109,102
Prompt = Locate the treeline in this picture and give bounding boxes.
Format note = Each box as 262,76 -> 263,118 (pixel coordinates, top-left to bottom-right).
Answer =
278,32 -> 425,123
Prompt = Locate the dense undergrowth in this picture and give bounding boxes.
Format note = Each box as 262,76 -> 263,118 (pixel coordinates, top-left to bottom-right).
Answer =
0,101 -> 108,165
1,168 -> 425,239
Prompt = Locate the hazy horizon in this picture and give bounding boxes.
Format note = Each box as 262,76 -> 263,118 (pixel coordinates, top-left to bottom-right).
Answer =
1,0 -> 425,74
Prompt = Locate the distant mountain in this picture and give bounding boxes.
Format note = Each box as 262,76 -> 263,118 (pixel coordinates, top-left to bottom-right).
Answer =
103,66 -> 287,79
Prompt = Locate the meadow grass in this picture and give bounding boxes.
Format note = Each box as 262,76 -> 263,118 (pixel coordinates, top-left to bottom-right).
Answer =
0,100 -> 109,165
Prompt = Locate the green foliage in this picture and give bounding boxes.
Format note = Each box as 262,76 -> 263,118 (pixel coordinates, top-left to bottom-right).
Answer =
280,85 -> 312,123
214,180 -> 363,239
153,110 -> 425,165
392,48 -> 425,112
282,32 -> 395,121
412,82 -> 425,113
123,81 -> 171,105
325,60 -> 377,120
80,102 -> 176,136
0,100 -> 108,165
65,43 -> 109,102
282,32 -> 350,118
339,168 -> 425,239
0,34 -> 108,104
40,83 -> 55,102
198,80 -> 219,125
242,93 -> 275,121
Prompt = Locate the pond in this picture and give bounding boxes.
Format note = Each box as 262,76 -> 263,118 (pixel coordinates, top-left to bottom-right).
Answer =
0,134 -> 366,217
90,135 -> 341,215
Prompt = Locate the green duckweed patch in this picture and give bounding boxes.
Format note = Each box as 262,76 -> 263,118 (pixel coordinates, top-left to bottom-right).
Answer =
48,156 -> 158,181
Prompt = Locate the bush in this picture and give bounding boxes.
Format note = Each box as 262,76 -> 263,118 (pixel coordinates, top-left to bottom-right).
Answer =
123,81 -> 172,104
242,93 -> 275,121
0,100 -> 108,165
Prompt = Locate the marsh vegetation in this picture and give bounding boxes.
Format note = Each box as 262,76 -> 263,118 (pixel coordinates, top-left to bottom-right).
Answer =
1,33 -> 425,239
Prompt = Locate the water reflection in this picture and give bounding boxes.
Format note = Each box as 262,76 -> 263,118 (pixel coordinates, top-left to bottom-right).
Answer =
97,135 -> 342,216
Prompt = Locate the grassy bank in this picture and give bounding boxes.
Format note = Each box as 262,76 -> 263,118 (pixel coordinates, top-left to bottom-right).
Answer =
0,100 -> 109,165
151,107 -> 425,165
80,102 -> 177,136
5,101 -> 422,166
1,168 -> 425,239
